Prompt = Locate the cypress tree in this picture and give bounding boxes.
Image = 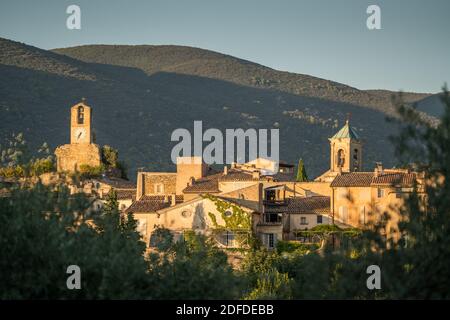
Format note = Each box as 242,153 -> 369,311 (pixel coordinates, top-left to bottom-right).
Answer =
296,158 -> 308,182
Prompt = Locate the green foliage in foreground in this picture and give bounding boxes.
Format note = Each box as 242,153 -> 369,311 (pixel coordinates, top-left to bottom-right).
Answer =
0,133 -> 54,178
0,183 -> 243,299
276,241 -> 318,254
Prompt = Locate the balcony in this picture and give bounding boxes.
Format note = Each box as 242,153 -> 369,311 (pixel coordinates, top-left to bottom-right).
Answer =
264,186 -> 286,206
258,213 -> 283,226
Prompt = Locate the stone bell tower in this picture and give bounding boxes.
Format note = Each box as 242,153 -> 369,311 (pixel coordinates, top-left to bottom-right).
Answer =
329,119 -> 362,173
70,100 -> 92,144
55,100 -> 101,172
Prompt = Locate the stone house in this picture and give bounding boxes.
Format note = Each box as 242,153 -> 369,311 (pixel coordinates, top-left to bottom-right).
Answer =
330,165 -> 421,241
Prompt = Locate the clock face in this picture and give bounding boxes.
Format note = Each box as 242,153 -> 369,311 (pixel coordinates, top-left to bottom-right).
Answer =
74,128 -> 87,142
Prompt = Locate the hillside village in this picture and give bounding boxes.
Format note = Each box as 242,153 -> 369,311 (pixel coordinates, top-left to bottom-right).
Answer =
43,100 -> 425,251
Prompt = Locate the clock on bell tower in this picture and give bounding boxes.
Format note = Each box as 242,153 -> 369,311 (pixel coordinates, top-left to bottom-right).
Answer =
55,99 -> 101,172
70,100 -> 92,144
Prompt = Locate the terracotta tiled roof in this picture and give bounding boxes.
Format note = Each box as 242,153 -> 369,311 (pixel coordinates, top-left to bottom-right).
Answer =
371,172 -> 416,186
286,196 -> 330,214
184,167 -> 272,193
330,172 -> 374,187
219,170 -> 258,181
216,196 -> 260,212
125,200 -> 170,213
96,177 -> 136,189
183,173 -> 222,193
183,167 -> 293,193
115,189 -> 136,200
125,195 -> 184,213
140,195 -> 184,203
331,171 -> 417,188
271,172 -> 296,182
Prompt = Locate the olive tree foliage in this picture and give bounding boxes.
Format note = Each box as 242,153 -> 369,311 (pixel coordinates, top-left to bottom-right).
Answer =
0,133 -> 54,178
0,182 -> 150,299
0,181 -> 245,299
147,231 -> 246,299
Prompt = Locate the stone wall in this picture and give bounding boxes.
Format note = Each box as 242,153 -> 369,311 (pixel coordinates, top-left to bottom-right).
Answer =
54,143 -> 101,172
137,173 -> 177,198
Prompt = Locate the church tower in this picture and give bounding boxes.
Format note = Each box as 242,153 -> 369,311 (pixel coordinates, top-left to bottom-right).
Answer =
70,101 -> 92,144
329,120 -> 362,173
55,100 -> 101,172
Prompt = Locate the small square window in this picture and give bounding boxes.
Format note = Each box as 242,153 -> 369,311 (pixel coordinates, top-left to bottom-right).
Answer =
317,215 -> 323,224
154,183 -> 164,194
377,188 -> 384,198
301,217 -> 308,225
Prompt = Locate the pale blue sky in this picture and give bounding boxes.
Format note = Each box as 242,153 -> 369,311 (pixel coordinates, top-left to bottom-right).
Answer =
0,0 -> 449,93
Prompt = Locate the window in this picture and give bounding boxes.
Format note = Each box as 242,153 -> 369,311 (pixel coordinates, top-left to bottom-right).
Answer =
181,210 -> 192,218
136,219 -> 147,236
396,188 -> 402,198
317,215 -> 323,224
265,189 -> 276,201
223,231 -> 235,247
377,188 -> 384,198
263,213 -> 282,223
154,183 -> 164,194
269,234 -> 274,248
337,149 -> 345,167
301,217 -> 308,225
77,106 -> 84,124
339,206 -> 348,223
172,231 -> 183,243
264,233 -> 275,248
359,206 -> 366,225
224,210 -> 233,217
353,148 -> 358,160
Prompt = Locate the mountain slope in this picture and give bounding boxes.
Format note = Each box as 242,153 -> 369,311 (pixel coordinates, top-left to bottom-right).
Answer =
0,37 -> 437,179
53,45 -> 432,117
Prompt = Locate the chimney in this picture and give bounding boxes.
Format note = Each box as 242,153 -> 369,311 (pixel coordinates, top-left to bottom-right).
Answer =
188,176 -> 195,186
252,171 -> 260,180
374,162 -> 383,177
231,162 -> 237,169
171,194 -> 177,206
164,195 -> 169,203
136,172 -> 145,200
258,183 -> 264,213
223,166 -> 228,175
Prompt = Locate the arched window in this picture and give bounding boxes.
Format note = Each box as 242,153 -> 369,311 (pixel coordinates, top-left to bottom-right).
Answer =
337,149 -> 345,167
77,106 -> 84,124
353,149 -> 359,171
